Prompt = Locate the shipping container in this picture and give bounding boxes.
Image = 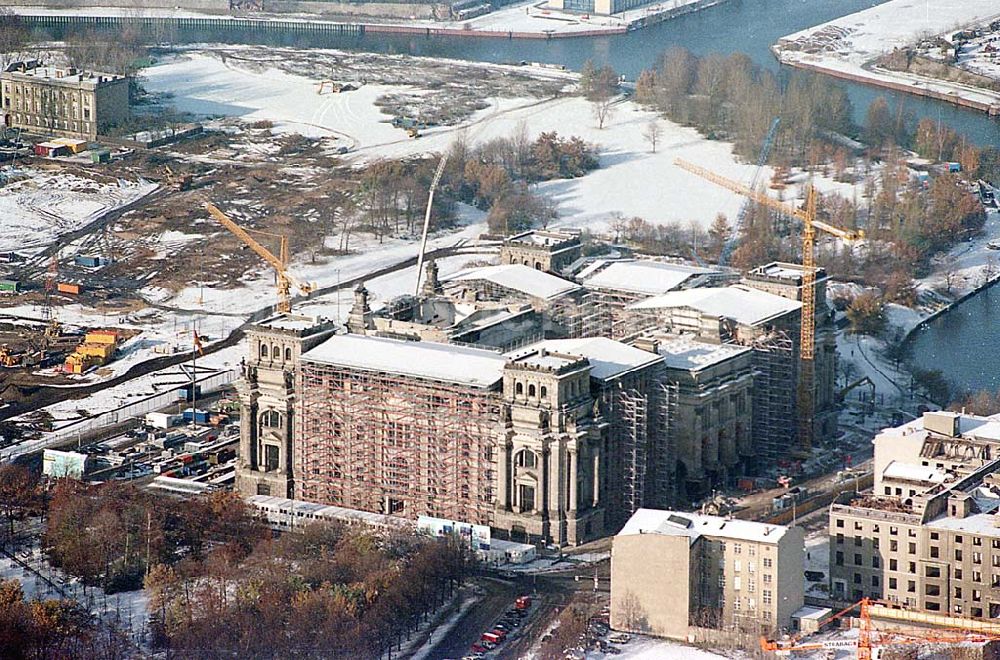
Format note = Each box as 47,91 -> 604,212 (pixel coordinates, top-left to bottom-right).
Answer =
182,409 -> 211,424
84,329 -> 119,345
91,149 -> 111,164
0,280 -> 19,294
74,255 -> 100,268
34,142 -> 69,157
57,282 -> 81,295
145,412 -> 182,429
52,137 -> 89,154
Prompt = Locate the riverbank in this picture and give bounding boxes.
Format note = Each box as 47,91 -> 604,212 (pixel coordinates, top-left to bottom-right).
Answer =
772,0 -> 1000,117
8,0 -> 733,39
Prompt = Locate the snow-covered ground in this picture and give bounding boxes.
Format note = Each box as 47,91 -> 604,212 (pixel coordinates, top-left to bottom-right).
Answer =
144,50 -> 760,234
774,0 -> 1000,111
0,168 -> 157,255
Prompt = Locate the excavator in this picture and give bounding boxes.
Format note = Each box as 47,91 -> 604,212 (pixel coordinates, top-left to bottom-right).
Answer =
204,202 -> 315,314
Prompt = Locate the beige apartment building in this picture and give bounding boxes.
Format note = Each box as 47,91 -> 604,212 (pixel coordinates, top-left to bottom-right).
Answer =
611,509 -> 804,638
829,410 -> 1000,619
1,63 -> 130,139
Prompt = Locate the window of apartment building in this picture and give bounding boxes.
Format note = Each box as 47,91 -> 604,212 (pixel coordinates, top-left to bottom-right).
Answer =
748,597 -> 756,610
872,575 -> 880,588
873,538 -> 880,550
853,589 -> 864,602
763,574 -> 772,584
992,539 -> 1000,550
763,590 -> 772,606
955,587 -> 963,599
974,537 -> 983,546
957,536 -> 964,544
855,536 -> 862,547
873,556 -> 880,569
974,571 -> 982,583
890,540 -> 898,552
733,543 -> 742,554
908,529 -> 917,538
885,487 -> 892,495
955,604 -> 964,615
956,568 -> 963,579
734,597 -> 741,611
854,521 -> 863,531
931,546 -> 940,559
931,532 -> 939,540
905,597 -> 917,607
993,555 -> 1000,568
889,578 -> 897,589
748,581 -> 755,593
854,554 -> 862,566
748,561 -> 755,573
974,589 -> 982,601
854,573 -> 862,584
908,580 -> 916,593
956,549 -> 964,561
926,566 -> 941,578
992,575 -> 1000,588
974,552 -> 983,564
748,545 -> 755,556
925,584 -> 941,597
763,558 -> 772,568
836,533 -> 844,545
734,560 -> 741,573
733,576 -> 742,591
835,551 -> 844,566
890,559 -> 898,571
909,543 -> 917,555
874,525 -> 880,533
718,576 -> 725,588
836,519 -> 844,528
890,526 -> 898,536
926,601 -> 941,611
973,607 -> 984,617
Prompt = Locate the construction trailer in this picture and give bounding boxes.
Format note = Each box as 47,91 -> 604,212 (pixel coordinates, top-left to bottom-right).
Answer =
64,329 -> 119,374
0,279 -> 19,295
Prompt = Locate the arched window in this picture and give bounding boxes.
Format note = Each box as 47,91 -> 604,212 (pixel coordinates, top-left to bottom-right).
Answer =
516,450 -> 537,469
261,410 -> 282,428
260,343 -> 268,358
528,384 -> 536,397
271,344 -> 280,359
515,382 -> 523,396
284,347 -> 292,361
535,262 -> 542,270
540,385 -> 548,398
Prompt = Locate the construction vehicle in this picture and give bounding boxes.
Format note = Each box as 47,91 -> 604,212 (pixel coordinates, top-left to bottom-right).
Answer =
407,127 -> 421,139
838,375 -> 875,403
204,202 -> 315,314
761,597 -> 1000,659
675,158 -> 864,453
164,166 -> 193,191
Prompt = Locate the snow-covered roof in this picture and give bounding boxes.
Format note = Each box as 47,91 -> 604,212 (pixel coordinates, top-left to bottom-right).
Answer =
627,285 -> 802,326
510,337 -> 662,381
577,259 -> 714,296
444,264 -> 581,300
656,335 -> 751,371
926,512 -> 1000,536
301,334 -> 505,387
256,313 -> 324,332
882,460 -> 948,484
617,508 -> 789,544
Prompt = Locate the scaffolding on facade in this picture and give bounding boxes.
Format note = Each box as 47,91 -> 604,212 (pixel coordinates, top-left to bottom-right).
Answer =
296,361 -> 501,526
747,330 -> 796,464
619,384 -> 649,517
654,378 -> 679,508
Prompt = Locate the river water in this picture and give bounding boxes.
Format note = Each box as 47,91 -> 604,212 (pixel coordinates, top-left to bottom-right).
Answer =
44,0 -> 1000,389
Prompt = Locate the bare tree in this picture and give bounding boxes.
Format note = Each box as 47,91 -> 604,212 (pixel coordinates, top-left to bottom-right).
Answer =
642,119 -> 662,153
0,9 -> 29,72
592,95 -> 616,130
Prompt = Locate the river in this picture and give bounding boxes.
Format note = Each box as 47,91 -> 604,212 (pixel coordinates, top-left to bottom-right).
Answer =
906,283 -> 1000,395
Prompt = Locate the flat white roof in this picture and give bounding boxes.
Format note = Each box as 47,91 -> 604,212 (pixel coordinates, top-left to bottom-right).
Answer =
301,334 -> 505,387
445,264 -> 581,300
617,508 -> 789,544
257,313 -> 322,331
577,259 -> 714,296
882,460 -> 948,484
926,511 -> 1000,536
249,495 -> 412,528
627,285 -> 802,326
655,335 -> 751,371
511,337 -> 662,381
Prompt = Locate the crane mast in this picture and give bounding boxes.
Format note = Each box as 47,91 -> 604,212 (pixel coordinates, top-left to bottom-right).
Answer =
674,158 -> 863,452
204,202 -> 313,314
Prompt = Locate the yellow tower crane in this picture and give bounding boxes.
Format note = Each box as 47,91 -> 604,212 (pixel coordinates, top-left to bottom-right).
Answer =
674,158 -> 864,451
204,202 -> 315,314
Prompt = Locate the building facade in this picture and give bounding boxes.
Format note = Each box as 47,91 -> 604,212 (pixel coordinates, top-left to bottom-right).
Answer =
499,229 -> 582,274
611,509 -> 804,639
235,314 -> 336,499
829,411 -> 1000,619
1,63 -> 130,140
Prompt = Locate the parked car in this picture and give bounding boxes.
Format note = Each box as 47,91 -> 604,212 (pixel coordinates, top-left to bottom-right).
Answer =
608,632 -> 631,644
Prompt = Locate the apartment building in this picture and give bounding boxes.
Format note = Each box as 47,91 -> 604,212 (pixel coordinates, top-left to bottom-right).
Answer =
611,509 -> 804,639
1,62 -> 130,140
829,410 -> 1000,619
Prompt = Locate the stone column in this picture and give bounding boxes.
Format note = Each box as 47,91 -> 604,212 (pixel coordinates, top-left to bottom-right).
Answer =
568,449 -> 578,514
498,441 -> 511,511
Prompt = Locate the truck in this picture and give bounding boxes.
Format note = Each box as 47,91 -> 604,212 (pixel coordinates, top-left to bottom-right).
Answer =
515,595 -> 532,610
480,632 -> 501,645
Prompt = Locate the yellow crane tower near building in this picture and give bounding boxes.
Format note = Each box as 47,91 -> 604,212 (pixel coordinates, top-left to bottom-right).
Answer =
204,202 -> 315,314
674,158 -> 864,452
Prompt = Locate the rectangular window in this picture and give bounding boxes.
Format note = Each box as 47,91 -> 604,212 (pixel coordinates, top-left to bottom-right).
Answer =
890,540 -> 898,552
974,552 -> 983,564
926,566 -> 941,578
930,546 -> 939,558
836,519 -> 844,528
733,576 -> 742,591
956,549 -> 964,561
855,554 -> 862,566
762,590 -> 772,605
763,558 -> 772,568
890,559 -> 898,571
734,559 -> 741,573
835,551 -> 844,566
889,578 -> 897,589
763,574 -> 772,584
855,536 -> 862,547
836,533 -> 844,545
908,543 -> 917,554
